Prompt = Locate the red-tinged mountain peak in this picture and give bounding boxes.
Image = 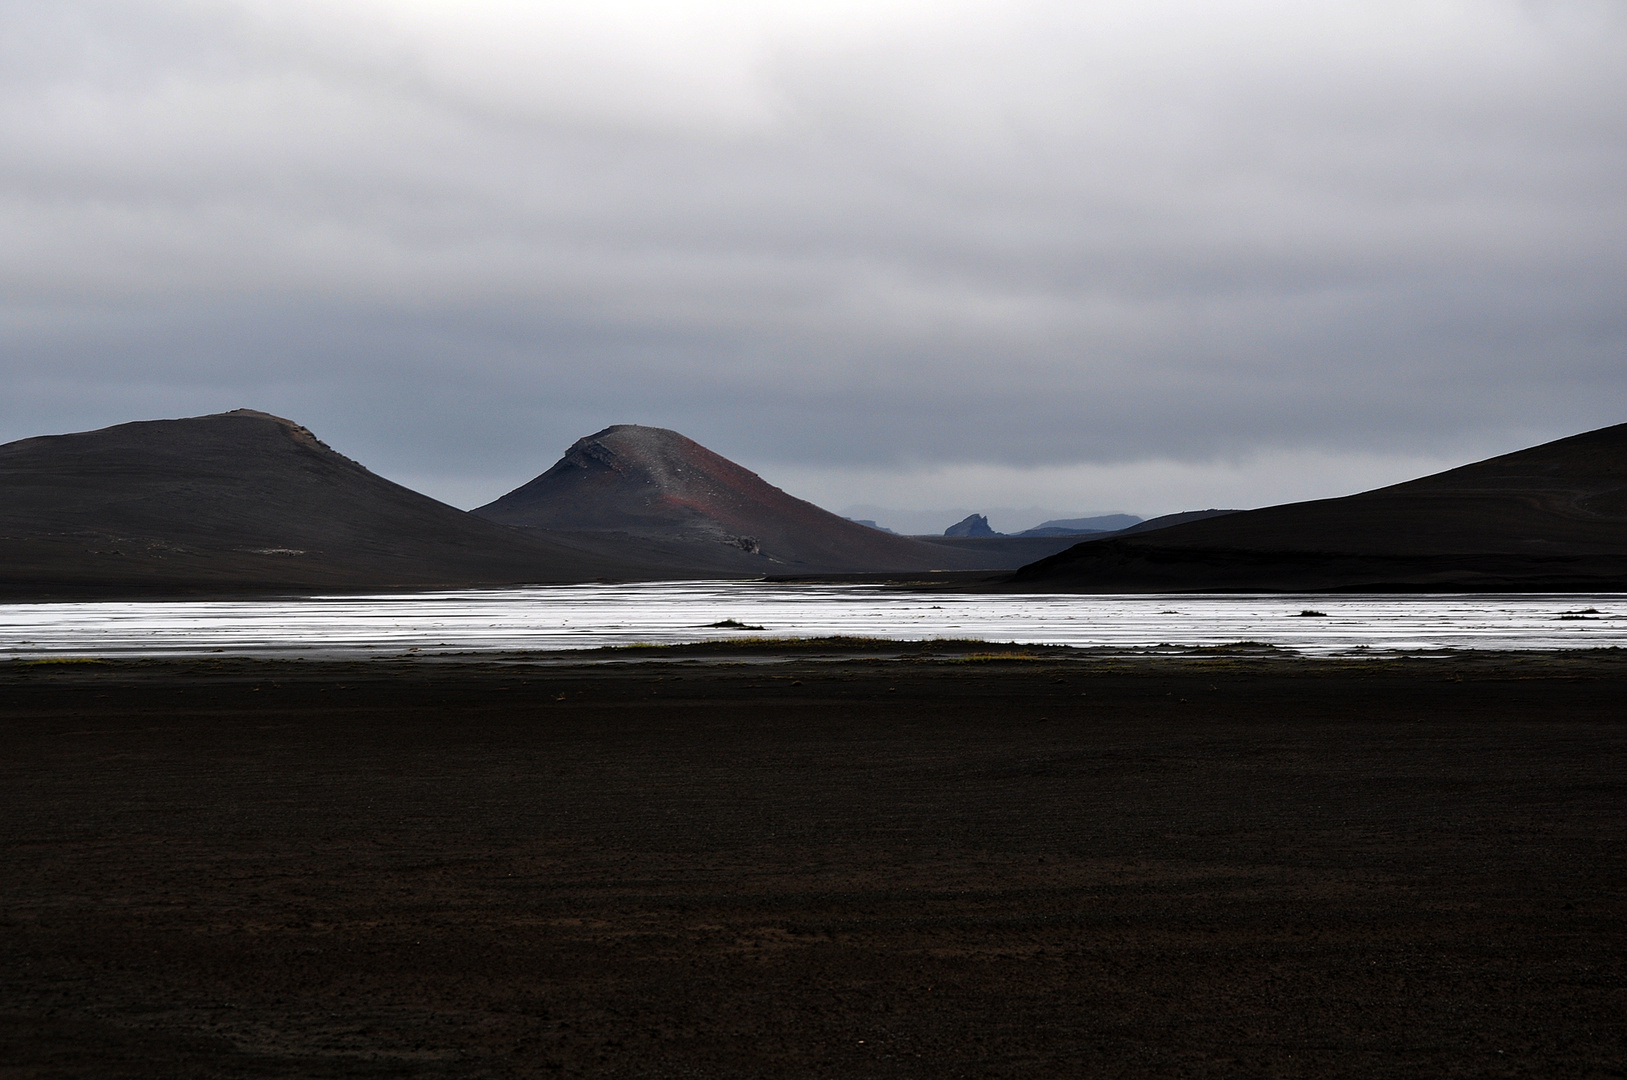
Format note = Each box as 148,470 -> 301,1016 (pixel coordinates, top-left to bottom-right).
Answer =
474,425 -> 989,572
566,426 -> 781,510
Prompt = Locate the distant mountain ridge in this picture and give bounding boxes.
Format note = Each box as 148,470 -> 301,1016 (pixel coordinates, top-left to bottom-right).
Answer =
941,512 -> 1144,538
1012,424 -> 1627,592
1014,514 -> 1143,537
9,410 -> 1616,597
0,412 -> 1121,596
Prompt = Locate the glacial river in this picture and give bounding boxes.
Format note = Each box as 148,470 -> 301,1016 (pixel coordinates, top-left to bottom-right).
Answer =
1,583 -> 1624,659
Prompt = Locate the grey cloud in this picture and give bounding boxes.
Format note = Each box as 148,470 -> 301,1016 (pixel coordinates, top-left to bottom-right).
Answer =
1,0 -> 1623,509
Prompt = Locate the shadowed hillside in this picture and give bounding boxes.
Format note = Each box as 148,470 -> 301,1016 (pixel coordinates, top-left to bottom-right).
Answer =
1012,423 -> 1627,592
0,411 -> 669,597
474,425 -> 999,574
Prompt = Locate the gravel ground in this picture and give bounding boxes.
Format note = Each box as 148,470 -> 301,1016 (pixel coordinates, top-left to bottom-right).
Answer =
2,649 -> 1624,1077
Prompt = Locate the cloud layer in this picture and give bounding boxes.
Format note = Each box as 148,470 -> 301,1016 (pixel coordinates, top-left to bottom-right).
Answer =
3,0 -> 1623,511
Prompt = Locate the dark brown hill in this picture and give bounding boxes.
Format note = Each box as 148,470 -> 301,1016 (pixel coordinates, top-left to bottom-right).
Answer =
474,426 -> 995,573
0,410 -> 669,597
1012,423 -> 1627,592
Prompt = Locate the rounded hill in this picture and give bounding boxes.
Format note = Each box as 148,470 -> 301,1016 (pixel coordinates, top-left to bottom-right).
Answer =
475,425 -> 992,574
0,410 -> 655,596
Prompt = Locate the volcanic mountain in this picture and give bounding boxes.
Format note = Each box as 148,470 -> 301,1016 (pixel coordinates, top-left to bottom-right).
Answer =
474,425 -> 997,574
1012,422 -> 1627,592
0,410 -> 668,597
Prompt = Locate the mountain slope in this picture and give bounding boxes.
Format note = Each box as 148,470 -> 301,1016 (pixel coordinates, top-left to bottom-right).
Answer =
0,410 -> 663,596
1014,514 -> 1143,537
1012,423 -> 1627,592
474,425 -> 994,573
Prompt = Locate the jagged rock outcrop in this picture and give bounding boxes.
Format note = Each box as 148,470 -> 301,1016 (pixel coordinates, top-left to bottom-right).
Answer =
944,514 -> 999,538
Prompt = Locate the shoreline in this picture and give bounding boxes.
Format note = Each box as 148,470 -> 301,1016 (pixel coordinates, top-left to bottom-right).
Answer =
5,638 -> 1627,671
5,588 -> 1626,662
11,570 -> 1627,602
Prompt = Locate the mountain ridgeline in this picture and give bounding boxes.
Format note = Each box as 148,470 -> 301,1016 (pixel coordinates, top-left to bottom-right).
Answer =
0,410 -> 663,597
1012,422 -> 1627,591
939,513 -> 1146,538
1,411 -> 1622,596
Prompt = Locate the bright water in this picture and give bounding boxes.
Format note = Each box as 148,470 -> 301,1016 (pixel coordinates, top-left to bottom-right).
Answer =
1,583 -> 1624,659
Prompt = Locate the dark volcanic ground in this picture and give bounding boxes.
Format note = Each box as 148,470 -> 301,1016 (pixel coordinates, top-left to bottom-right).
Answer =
2,650 -> 1625,1078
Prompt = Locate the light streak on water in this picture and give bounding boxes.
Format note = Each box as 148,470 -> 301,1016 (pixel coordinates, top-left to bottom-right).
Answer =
1,583 -> 1624,659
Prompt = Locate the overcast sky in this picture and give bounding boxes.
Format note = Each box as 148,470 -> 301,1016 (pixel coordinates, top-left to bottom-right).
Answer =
3,0 -> 1623,531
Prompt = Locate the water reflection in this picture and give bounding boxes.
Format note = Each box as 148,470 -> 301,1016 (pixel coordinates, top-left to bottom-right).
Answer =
1,583 -> 1624,659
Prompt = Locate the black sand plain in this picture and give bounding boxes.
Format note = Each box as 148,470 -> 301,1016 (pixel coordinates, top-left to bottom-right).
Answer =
3,644 -> 1624,1078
